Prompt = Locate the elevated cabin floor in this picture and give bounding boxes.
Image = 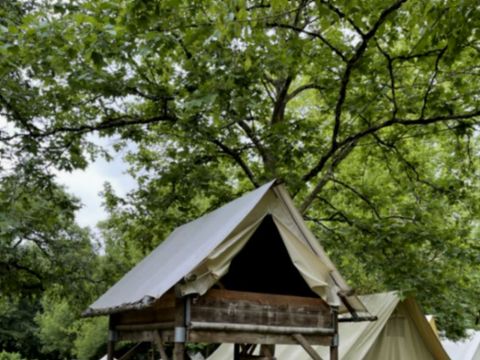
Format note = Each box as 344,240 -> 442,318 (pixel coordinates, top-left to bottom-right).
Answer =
111,288 -> 334,346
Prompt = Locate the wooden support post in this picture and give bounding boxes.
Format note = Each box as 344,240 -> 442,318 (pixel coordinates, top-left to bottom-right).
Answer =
293,334 -> 324,360
118,343 -> 142,360
154,331 -> 170,360
330,306 -> 339,360
259,344 -> 275,359
246,344 -> 257,356
173,290 -> 186,360
107,316 -> 116,360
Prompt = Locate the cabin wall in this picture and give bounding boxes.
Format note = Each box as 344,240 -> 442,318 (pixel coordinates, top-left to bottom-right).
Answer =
111,288 -> 334,346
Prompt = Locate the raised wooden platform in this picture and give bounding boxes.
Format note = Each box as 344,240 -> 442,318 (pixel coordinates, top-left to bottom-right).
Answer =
111,288 -> 335,348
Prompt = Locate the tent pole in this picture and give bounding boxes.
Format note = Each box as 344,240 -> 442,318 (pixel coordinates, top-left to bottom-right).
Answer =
330,306 -> 339,360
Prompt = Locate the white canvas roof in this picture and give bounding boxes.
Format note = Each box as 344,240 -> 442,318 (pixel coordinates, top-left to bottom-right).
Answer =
85,180 -> 366,316
442,330 -> 480,360
208,292 -> 450,360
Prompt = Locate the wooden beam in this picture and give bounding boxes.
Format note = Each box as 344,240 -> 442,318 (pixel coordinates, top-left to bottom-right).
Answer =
153,331 -> 169,360
259,344 -> 275,359
117,329 -> 174,343
293,334 -> 324,360
118,343 -> 142,360
188,330 -> 332,346
191,289 -> 332,329
189,321 -> 335,335
330,306 -> 339,360
107,340 -> 115,360
115,322 -> 174,331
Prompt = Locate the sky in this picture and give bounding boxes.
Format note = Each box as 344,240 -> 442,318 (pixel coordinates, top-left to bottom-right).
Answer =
54,136 -> 137,230
1,114 -> 137,233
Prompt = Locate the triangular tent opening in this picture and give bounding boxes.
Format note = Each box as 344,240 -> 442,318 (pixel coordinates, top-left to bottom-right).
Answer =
221,215 -> 318,298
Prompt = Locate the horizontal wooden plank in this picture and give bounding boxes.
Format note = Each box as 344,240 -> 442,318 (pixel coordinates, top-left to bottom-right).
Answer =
117,330 -> 155,342
189,321 -> 334,335
117,330 -> 174,343
114,306 -> 175,325
191,289 -> 332,328
112,291 -> 176,326
191,305 -> 331,328
188,330 -> 332,346
115,322 -> 174,331
200,289 -> 330,308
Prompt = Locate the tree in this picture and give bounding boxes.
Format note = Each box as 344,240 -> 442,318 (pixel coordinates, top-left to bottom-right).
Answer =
1,0 -> 480,338
0,171 -> 97,299
0,296 -> 44,359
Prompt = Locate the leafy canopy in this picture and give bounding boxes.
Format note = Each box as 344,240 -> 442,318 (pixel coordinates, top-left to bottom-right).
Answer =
1,0 -> 480,340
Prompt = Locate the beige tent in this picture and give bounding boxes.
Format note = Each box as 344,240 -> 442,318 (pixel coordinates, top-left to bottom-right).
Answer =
208,292 -> 450,360
85,180 -> 366,316
86,180 -> 374,360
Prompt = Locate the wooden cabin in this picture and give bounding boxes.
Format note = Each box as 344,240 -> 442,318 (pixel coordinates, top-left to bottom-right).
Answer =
84,181 -> 370,360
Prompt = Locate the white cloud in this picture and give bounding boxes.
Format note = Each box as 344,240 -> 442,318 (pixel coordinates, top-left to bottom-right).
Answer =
55,136 -> 137,230
1,115 -> 138,230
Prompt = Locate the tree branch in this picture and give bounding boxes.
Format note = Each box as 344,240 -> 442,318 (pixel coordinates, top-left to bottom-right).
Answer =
392,48 -> 447,62
287,83 -> 325,101
304,108 -> 480,186
331,0 -> 407,148
300,108 -> 480,212
372,133 -> 448,194
331,178 -> 381,219
209,138 -> 259,187
376,40 -> 398,118
266,22 -> 347,61
236,120 -> 275,174
318,0 -> 365,36
271,76 -> 293,125
0,260 -> 44,283
419,46 -> 447,119
0,114 -> 177,141
300,140 -> 357,213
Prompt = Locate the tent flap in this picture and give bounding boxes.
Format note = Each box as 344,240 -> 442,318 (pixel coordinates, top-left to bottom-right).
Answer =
179,217 -> 265,297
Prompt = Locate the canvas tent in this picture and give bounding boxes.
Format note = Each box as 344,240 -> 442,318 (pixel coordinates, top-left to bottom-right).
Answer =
84,180 -> 369,360
442,330 -> 480,360
208,292 -> 450,360
85,180 -> 365,316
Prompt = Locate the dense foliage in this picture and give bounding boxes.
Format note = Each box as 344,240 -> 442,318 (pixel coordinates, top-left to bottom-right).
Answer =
1,0 -> 479,358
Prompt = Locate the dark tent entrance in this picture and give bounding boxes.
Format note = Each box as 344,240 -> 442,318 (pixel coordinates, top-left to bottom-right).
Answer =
221,215 -> 318,298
